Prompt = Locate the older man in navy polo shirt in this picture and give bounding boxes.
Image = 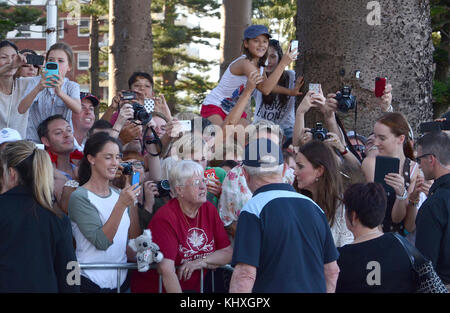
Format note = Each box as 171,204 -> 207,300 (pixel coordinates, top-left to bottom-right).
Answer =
229,138 -> 340,293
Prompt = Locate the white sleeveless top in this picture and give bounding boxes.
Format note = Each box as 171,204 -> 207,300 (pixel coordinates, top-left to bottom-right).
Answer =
203,55 -> 263,115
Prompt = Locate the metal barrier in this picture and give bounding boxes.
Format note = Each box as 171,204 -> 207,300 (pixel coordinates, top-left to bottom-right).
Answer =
79,262 -> 233,293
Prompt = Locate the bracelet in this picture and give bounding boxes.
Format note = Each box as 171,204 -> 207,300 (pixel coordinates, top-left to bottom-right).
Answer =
408,198 -> 419,206
396,189 -> 408,200
111,128 -> 120,133
340,147 -> 348,156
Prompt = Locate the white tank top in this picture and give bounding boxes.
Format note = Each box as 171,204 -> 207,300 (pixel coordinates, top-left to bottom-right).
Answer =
203,55 -> 263,115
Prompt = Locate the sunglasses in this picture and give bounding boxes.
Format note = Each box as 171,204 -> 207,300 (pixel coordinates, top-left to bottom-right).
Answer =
352,144 -> 366,152
415,153 -> 434,164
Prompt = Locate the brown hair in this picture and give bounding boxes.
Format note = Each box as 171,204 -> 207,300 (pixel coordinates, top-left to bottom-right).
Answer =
376,112 -> 415,160
297,141 -> 343,226
46,42 -> 74,67
241,38 -> 269,68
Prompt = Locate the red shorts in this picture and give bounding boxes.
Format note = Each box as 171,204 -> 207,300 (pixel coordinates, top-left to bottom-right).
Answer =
200,104 -> 247,121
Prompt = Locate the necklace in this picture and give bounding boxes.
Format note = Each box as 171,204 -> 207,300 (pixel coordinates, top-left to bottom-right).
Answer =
180,207 -> 199,230
352,229 -> 383,243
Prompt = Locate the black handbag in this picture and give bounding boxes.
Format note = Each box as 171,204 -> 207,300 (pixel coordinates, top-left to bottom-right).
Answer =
393,233 -> 448,293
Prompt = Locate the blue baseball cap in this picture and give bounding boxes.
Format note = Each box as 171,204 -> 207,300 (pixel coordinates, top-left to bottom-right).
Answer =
244,25 -> 272,40
243,138 -> 283,168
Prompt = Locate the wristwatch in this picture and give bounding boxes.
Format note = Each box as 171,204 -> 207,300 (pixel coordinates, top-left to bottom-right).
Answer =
396,188 -> 408,200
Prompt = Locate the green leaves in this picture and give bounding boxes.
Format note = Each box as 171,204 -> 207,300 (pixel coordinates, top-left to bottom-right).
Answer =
0,3 -> 46,39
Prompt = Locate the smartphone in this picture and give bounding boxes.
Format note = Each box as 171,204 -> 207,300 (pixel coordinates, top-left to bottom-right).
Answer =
44,62 -> 59,84
374,156 -> 400,194
375,77 -> 387,97
131,171 -> 140,188
309,83 -> 321,94
143,98 -> 155,113
290,40 -> 299,59
26,54 -> 44,66
178,120 -> 192,132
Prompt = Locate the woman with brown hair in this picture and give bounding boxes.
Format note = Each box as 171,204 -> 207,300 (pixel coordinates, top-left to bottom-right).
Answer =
0,140 -> 78,292
361,112 -> 420,235
293,140 -> 353,247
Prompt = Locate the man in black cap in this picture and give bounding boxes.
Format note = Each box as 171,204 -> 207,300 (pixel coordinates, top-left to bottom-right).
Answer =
229,138 -> 340,293
73,92 -> 99,151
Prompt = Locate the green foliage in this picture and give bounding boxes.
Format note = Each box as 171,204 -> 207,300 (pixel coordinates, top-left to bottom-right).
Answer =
151,0 -> 221,113
0,3 -> 46,40
430,0 -> 449,114
252,0 -> 297,43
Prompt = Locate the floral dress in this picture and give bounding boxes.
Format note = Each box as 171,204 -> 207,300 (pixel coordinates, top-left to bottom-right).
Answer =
218,165 -> 295,227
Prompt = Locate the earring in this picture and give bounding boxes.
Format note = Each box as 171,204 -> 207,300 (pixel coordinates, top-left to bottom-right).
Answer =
315,177 -> 319,182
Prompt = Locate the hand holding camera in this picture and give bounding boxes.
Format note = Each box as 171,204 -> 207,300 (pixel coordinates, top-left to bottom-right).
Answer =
323,131 -> 345,151
115,103 -> 134,129
9,53 -> 27,70
143,181 -> 159,213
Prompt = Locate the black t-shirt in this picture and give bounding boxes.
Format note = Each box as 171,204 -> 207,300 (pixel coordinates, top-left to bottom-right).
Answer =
336,233 -> 416,293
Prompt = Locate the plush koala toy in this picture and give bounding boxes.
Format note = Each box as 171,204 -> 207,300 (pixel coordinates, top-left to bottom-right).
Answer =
128,229 -> 164,272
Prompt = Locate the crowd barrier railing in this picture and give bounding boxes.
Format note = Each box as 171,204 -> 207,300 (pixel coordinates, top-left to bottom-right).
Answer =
78,262 -> 234,293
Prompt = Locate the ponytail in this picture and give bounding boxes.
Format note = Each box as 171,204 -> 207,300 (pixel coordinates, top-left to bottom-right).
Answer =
78,157 -> 92,186
2,141 -> 61,217
32,149 -> 59,216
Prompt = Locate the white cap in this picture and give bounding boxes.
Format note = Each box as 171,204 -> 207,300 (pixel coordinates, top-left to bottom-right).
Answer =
0,128 -> 22,145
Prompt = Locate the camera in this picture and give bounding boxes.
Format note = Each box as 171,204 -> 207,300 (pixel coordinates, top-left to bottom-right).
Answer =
310,122 -> 328,141
131,102 -> 152,123
120,162 -> 134,175
121,91 -> 137,101
120,91 -> 153,123
155,180 -> 171,198
335,86 -> 356,113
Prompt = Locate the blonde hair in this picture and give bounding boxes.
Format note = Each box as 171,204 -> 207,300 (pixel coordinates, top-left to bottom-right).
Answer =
1,140 -> 59,216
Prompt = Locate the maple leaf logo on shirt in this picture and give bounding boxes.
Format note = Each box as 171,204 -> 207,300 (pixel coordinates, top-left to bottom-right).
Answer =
188,230 -> 205,249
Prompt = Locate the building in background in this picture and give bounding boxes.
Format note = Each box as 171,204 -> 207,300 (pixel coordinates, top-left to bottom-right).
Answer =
5,0 -> 105,98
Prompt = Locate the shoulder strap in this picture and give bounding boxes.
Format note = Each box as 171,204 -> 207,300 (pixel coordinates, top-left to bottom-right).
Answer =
403,158 -> 411,189
393,233 -> 427,267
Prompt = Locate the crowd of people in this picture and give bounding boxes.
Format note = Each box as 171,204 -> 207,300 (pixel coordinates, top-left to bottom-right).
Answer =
0,24 -> 449,293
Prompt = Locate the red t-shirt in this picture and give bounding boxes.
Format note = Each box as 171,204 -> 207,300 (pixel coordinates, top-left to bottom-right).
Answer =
131,198 -> 230,293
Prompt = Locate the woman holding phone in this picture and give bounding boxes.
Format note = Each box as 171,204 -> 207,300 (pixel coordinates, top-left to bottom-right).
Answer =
361,112 -> 419,235
68,132 -> 141,292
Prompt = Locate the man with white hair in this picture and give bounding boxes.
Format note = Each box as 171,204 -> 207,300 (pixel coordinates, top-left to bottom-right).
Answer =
229,138 -> 340,293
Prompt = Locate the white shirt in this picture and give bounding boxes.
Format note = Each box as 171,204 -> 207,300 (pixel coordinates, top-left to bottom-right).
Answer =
0,77 -> 38,138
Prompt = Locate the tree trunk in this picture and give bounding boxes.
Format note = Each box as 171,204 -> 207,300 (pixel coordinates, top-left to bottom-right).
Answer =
89,13 -> 100,119
296,0 -> 435,136
219,0 -> 252,79
108,0 -> 153,105
161,1 -> 177,114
